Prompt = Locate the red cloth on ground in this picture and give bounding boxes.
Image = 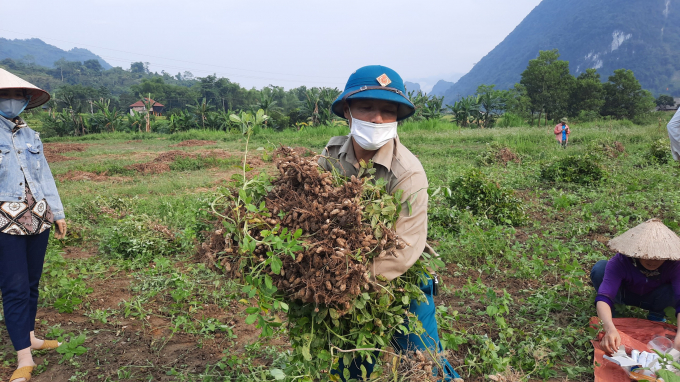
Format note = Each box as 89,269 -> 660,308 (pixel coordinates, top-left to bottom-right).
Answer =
590,317 -> 677,382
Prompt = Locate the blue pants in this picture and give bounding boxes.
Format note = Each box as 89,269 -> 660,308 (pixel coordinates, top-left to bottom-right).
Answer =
334,278 -> 461,381
0,230 -> 50,351
590,260 -> 675,319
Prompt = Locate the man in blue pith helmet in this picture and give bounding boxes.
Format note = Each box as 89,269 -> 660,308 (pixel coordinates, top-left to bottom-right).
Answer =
319,65 -> 463,381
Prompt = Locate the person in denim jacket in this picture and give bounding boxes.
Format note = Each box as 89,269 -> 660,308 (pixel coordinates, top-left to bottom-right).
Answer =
0,68 -> 67,382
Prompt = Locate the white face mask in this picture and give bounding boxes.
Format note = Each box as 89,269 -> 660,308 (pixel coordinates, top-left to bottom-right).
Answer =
0,98 -> 30,119
349,109 -> 398,151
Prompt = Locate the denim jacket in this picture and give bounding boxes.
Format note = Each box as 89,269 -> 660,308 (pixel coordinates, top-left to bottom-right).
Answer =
0,117 -> 65,221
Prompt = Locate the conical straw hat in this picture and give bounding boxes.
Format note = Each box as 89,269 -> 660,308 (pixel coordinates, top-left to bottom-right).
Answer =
0,68 -> 50,109
608,219 -> 680,260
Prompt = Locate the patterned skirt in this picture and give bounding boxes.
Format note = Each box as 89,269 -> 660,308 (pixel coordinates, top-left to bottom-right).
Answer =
0,183 -> 54,235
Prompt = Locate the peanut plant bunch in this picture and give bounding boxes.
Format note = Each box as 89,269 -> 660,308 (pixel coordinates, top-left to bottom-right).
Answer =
199,146 -> 439,380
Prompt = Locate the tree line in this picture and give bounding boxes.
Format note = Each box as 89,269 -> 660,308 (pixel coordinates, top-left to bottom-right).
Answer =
3,57 -> 346,135
447,49 -> 666,128
5,48 -> 672,136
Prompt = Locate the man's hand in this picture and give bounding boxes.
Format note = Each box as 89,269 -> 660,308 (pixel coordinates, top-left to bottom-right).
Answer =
601,328 -> 621,354
54,219 -> 67,239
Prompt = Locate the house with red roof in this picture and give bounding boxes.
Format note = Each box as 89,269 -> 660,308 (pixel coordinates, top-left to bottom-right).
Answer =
129,98 -> 164,116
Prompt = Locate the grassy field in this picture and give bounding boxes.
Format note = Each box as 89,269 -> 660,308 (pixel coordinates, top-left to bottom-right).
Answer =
1,116 -> 678,381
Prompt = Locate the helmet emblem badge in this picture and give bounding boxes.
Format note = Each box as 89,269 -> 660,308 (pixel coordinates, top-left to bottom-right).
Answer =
376,74 -> 392,87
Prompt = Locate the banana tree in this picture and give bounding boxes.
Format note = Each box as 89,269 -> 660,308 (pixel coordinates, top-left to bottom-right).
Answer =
93,99 -> 122,132
447,96 -> 481,127
318,87 -> 341,125
128,110 -> 145,132
303,89 -> 321,126
205,111 -> 232,131
187,97 -> 214,129
407,90 -> 429,121
140,94 -> 155,133
254,93 -> 281,126
423,95 -> 444,120
169,110 -> 195,133
477,88 -> 505,128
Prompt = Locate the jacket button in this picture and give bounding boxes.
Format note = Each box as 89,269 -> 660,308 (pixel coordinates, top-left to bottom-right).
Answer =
17,150 -> 22,154
17,197 -> 21,200
19,182 -> 23,186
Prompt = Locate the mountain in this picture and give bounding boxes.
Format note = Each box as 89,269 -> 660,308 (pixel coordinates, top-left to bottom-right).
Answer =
406,73 -> 464,94
404,81 -> 421,93
430,80 -> 455,97
444,0 -> 680,104
0,38 -> 112,69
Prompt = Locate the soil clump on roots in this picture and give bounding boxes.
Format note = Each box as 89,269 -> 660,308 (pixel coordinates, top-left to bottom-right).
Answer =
496,147 -> 521,165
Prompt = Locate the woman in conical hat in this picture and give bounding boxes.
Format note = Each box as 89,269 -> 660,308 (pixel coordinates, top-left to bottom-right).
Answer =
0,68 -> 67,382
590,219 -> 680,355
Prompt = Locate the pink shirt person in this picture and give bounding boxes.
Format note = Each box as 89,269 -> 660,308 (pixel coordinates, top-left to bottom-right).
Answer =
554,122 -> 570,143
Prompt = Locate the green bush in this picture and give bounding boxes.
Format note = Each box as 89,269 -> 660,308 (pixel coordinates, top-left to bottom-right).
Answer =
99,215 -> 177,259
575,110 -> 600,123
74,161 -> 137,176
632,113 -> 659,126
151,120 -> 171,134
445,169 -> 525,226
429,201 -> 463,234
498,113 -> 524,128
646,138 -> 671,165
540,154 -> 605,184
587,138 -> 625,159
169,155 -> 238,172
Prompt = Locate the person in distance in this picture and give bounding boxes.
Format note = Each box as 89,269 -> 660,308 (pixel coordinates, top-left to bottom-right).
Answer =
318,65 -> 463,382
590,219 -> 680,355
554,117 -> 570,148
0,68 -> 68,382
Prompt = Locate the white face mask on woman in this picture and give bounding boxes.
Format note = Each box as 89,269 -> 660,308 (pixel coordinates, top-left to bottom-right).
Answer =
0,97 -> 30,119
349,109 -> 398,151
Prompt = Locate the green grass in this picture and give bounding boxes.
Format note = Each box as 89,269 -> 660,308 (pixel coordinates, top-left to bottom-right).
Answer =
3,116 -> 679,380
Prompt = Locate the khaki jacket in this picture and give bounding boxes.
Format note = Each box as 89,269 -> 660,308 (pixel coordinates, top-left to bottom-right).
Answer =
319,135 -> 435,281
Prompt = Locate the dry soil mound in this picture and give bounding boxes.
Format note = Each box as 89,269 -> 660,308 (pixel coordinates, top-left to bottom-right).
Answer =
43,143 -> 90,163
171,140 -> 217,147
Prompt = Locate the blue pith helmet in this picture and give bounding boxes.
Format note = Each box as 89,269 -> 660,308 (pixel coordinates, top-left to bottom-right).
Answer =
332,65 -> 415,121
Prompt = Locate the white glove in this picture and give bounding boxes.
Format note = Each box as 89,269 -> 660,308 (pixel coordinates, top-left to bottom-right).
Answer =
662,348 -> 680,373
669,348 -> 680,363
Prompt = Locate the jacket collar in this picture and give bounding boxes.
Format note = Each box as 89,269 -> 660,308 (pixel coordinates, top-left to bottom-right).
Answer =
0,116 -> 15,132
338,135 -> 398,172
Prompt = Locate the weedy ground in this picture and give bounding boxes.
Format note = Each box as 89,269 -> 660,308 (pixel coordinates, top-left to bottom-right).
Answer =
0,115 -> 678,381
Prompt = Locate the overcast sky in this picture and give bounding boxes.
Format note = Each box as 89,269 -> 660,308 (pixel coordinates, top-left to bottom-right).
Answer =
2,0 -> 541,91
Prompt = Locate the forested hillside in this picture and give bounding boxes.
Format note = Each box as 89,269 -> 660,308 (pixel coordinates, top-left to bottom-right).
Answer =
0,56 -> 347,134
0,38 -> 111,70
444,0 -> 680,103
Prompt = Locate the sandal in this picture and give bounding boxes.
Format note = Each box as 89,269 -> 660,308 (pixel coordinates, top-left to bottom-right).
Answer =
33,340 -> 60,350
10,365 -> 34,381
